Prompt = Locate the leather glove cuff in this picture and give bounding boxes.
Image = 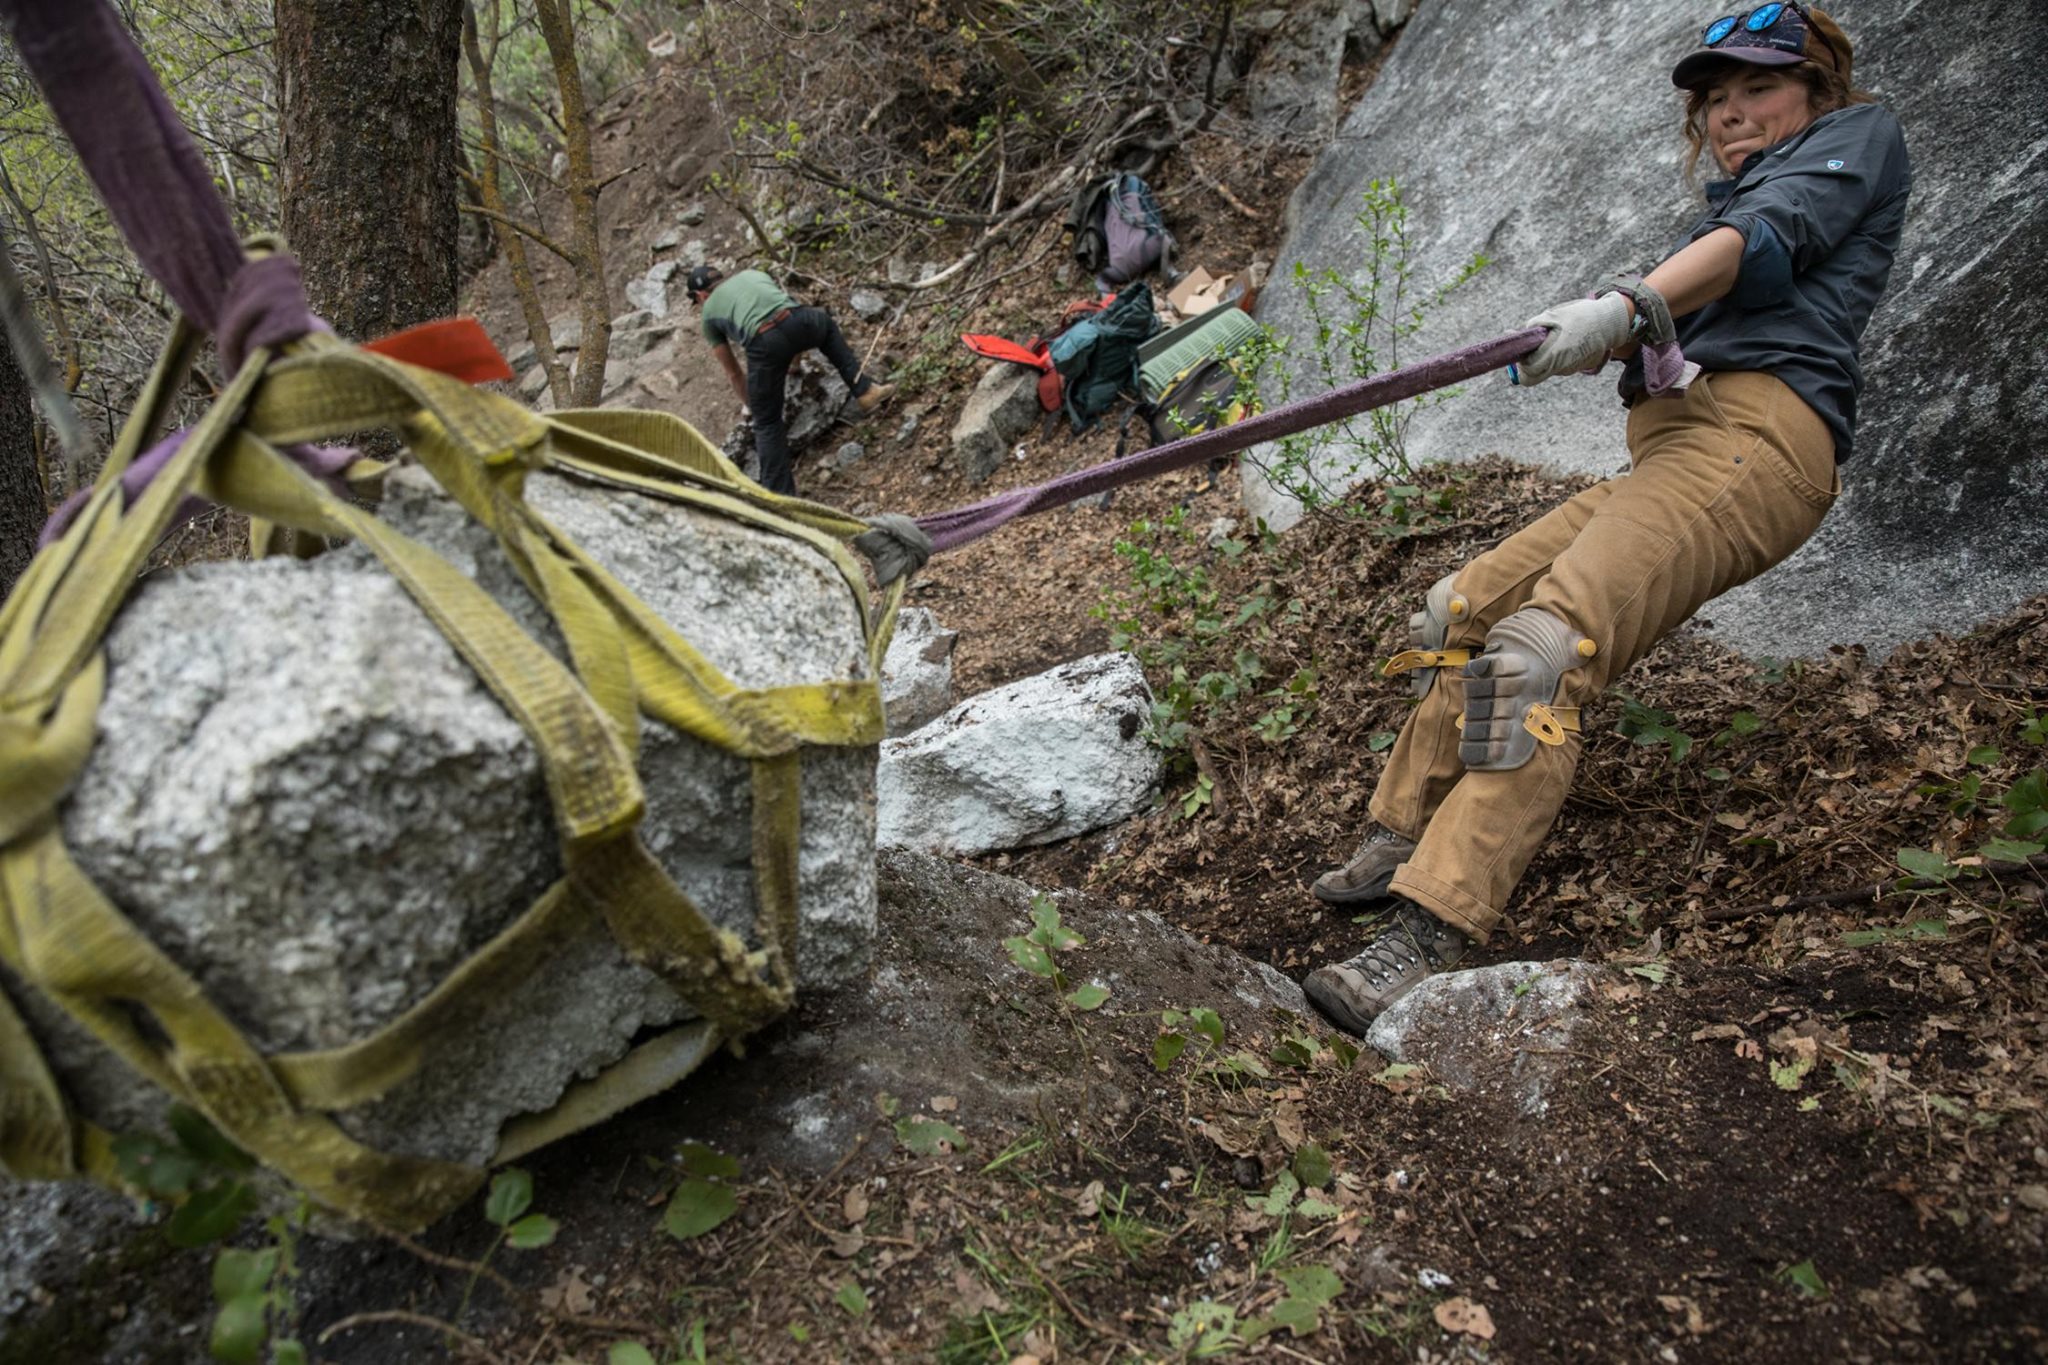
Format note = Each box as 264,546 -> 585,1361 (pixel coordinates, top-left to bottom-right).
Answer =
1595,274 -> 1677,347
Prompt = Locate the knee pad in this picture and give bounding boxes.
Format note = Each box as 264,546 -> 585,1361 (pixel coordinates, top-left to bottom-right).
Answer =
1459,608 -> 1596,771
1379,573 -> 1473,698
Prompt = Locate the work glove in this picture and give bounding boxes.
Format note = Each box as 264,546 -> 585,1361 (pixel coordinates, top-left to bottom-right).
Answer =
1512,293 -> 1632,386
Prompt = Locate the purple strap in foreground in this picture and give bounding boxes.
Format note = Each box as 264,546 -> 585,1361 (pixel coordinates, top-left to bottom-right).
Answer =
2,0 -> 328,540
0,0 -> 246,334
916,327 -> 1547,553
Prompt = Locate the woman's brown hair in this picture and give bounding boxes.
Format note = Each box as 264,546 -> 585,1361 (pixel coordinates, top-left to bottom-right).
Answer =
1682,60 -> 1875,181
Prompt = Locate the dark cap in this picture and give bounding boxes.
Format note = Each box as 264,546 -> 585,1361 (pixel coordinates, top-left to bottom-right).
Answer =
685,265 -> 721,297
1672,3 -> 1852,89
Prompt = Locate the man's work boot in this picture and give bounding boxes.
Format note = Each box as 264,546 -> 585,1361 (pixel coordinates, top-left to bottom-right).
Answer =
857,381 -> 897,413
1302,900 -> 1469,1035
1310,824 -> 1417,907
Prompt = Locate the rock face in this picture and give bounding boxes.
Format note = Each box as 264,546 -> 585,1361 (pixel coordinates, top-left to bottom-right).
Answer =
876,653 -> 1162,856
950,364 -> 1042,483
1367,961 -> 1601,1118
1249,0 -> 2048,659
45,466 -> 879,1167
878,607 -> 957,737
1245,0 -> 1378,143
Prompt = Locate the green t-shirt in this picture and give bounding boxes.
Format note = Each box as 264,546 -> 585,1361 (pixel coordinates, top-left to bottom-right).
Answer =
699,269 -> 795,348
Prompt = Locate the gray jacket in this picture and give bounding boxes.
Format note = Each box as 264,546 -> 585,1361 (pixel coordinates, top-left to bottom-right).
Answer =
1624,103 -> 1911,460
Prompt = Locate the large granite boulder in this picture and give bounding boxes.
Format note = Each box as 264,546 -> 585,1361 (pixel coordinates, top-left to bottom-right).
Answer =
1248,0 -> 2048,659
35,465 -> 878,1168
876,653 -> 1163,856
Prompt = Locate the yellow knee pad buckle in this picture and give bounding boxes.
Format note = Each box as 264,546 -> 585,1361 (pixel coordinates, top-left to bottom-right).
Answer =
1385,573 -> 1471,699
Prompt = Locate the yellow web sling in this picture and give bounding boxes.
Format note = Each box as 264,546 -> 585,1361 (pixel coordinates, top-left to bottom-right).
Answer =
0,314 -> 902,1231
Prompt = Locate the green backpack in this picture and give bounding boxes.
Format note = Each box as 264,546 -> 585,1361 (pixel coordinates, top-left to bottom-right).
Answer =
1049,284 -> 1157,432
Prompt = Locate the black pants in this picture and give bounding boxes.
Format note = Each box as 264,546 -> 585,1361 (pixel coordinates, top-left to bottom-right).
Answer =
742,306 -> 871,494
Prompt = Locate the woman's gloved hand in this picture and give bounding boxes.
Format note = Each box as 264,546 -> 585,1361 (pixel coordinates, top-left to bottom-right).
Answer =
1512,293 -> 1633,385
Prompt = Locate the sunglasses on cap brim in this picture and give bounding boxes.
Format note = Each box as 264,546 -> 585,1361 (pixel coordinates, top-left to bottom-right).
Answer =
1702,1 -> 1802,48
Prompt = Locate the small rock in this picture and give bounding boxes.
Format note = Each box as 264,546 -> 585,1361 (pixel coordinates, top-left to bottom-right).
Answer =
624,273 -> 669,318
660,152 -> 692,190
518,364 -> 550,399
1204,516 -> 1240,548
1366,961 -> 1600,1117
849,289 -> 887,321
950,366 -> 1043,484
676,202 -> 706,226
652,227 -> 681,252
2018,1185 -> 2048,1213
646,259 -> 681,284
879,608 -> 956,737
681,239 -> 708,263
835,441 -> 865,468
895,410 -> 922,444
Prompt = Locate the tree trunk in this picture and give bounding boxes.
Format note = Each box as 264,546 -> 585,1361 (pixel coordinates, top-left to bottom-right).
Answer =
276,0 -> 464,343
0,332 -> 45,598
463,0 -> 569,406
532,0 -> 611,407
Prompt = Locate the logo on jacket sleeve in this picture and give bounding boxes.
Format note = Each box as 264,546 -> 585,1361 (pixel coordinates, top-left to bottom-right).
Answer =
1827,159 -> 1846,170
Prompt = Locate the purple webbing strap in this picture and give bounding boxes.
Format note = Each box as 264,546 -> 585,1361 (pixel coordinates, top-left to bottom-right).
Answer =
916,327 -> 1547,553
2,0 -> 331,545
0,0 -> 247,335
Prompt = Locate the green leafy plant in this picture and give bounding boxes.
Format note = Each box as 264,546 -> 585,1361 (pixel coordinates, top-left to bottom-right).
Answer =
1614,692 -> 1695,764
1004,893 -> 1111,1015
453,1168 -> 559,1330
1777,1259 -> 1828,1299
1237,178 -> 1491,518
664,1143 -> 742,1240
1243,1264 -> 1344,1342
206,1199 -> 311,1365
1168,1299 -> 1241,1358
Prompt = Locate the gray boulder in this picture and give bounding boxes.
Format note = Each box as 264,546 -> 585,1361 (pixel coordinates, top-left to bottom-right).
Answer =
45,465 -> 878,1167
718,355 -> 852,474
624,269 -> 670,318
849,289 -> 888,321
1249,0 -> 2048,659
876,653 -> 1162,856
879,607 -> 957,736
1246,0 -> 1376,143
951,364 -> 1042,483
1367,960 -> 1602,1118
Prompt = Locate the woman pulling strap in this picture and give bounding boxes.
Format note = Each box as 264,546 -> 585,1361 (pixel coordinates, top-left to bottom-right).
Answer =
1303,3 -> 1911,1032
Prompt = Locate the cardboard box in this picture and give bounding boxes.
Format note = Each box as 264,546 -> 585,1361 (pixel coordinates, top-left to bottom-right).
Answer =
1167,266 -> 1237,318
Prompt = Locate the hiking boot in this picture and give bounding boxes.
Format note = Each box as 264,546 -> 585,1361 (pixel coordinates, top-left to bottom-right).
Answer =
1310,824 -> 1417,906
1303,900 -> 1469,1034
857,381 -> 897,413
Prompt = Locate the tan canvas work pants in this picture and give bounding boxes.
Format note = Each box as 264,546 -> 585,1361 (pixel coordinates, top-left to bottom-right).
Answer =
1368,371 -> 1840,940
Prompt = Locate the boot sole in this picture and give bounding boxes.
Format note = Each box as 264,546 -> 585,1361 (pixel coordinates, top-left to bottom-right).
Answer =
1309,868 -> 1400,907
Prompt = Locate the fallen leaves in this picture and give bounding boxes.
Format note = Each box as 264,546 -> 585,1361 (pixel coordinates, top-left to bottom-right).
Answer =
1433,1296 -> 1496,1339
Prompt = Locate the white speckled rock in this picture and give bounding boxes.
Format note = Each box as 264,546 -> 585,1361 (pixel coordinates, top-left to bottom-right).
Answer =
879,608 -> 957,737
41,465 -> 877,1166
1367,960 -> 1601,1117
876,653 -> 1161,856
